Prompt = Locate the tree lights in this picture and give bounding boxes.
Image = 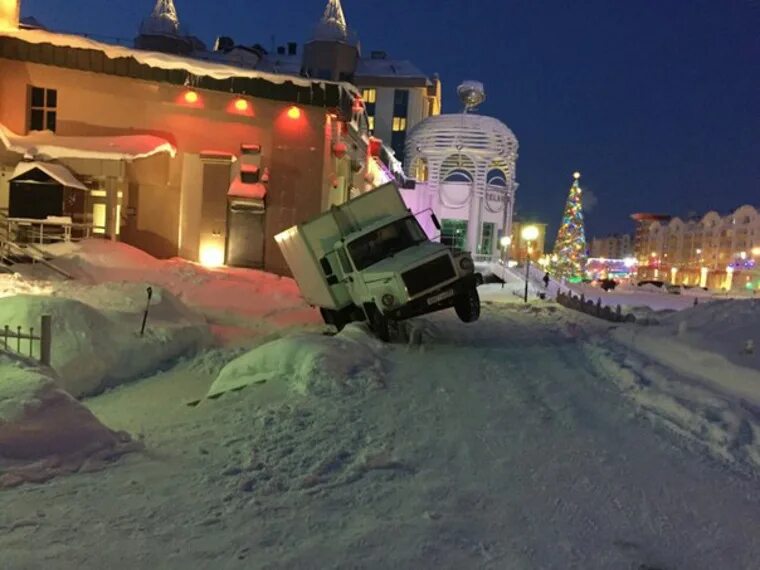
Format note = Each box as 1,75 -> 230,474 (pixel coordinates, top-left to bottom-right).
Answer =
552,172 -> 588,280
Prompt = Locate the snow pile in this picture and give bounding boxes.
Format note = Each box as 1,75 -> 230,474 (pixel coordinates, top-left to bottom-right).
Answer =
0,288 -> 209,397
26,239 -> 322,341
588,299 -> 760,472
208,324 -> 385,398
0,352 -> 137,488
662,299 -> 760,370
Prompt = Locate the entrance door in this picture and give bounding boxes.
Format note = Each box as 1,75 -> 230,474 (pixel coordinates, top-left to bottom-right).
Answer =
226,201 -> 265,268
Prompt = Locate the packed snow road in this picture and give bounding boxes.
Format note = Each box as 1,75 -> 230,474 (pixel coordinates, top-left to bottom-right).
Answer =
1,303 -> 759,569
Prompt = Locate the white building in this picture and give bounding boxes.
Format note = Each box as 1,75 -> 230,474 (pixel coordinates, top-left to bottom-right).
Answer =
401,85 -> 518,258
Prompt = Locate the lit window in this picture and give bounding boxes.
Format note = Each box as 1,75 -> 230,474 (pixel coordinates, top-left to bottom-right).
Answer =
392,117 -> 407,131
92,203 -> 106,235
362,89 -> 377,104
367,115 -> 375,131
28,86 -> 57,132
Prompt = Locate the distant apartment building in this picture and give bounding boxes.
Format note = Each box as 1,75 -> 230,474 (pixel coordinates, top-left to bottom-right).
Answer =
632,206 -> 760,291
589,234 -> 633,259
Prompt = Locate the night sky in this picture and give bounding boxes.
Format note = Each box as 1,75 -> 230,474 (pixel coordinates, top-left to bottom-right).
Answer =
23,0 -> 760,240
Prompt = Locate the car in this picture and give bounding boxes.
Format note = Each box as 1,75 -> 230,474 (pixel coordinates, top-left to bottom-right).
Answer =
637,280 -> 665,288
599,278 -> 618,291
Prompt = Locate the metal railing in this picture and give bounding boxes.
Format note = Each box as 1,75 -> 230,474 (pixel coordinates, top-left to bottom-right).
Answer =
2,315 -> 53,366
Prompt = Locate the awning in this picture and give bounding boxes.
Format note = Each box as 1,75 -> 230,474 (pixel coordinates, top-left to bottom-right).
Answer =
11,161 -> 88,191
0,122 -> 176,161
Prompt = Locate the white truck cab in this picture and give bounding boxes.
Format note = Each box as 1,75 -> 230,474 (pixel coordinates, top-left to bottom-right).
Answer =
275,183 -> 482,340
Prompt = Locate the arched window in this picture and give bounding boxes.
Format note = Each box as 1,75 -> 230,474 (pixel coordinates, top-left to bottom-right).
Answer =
486,168 -> 507,187
443,168 -> 472,183
441,153 -> 475,183
412,157 -> 429,182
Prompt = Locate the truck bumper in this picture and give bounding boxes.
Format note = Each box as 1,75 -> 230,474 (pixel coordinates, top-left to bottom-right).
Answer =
385,273 -> 482,321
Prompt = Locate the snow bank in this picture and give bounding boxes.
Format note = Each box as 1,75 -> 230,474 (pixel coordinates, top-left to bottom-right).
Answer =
586,298 -> 760,472
28,239 -> 322,340
0,289 -> 209,397
0,352 -> 138,488
208,324 -> 385,398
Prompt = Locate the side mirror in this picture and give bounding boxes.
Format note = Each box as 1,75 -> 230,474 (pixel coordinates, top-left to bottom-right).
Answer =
430,213 -> 441,231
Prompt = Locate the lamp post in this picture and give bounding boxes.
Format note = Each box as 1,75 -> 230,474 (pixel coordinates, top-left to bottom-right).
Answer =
499,235 -> 512,288
521,225 -> 540,302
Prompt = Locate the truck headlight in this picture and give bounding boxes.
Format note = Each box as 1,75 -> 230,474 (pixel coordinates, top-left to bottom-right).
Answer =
381,293 -> 396,307
459,257 -> 474,271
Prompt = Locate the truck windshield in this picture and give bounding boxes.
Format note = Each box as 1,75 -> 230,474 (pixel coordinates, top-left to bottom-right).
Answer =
348,217 -> 427,270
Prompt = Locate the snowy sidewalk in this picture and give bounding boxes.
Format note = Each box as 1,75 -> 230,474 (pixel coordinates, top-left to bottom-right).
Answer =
1,304 -> 758,569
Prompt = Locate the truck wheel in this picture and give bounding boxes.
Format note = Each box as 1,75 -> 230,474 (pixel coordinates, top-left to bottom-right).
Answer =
366,306 -> 391,342
320,308 -> 346,332
454,287 -> 481,323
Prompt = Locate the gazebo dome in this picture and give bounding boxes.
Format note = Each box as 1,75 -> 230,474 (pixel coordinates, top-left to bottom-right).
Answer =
405,114 -> 518,162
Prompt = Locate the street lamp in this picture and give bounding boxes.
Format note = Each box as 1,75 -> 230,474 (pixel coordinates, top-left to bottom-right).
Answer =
521,225 -> 540,302
499,235 -> 513,288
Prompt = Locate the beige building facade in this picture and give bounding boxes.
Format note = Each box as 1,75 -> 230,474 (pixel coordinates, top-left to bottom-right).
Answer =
0,13 -> 380,275
633,206 -> 760,291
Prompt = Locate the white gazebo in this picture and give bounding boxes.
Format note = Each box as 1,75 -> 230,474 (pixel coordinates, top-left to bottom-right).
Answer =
401,83 -> 518,259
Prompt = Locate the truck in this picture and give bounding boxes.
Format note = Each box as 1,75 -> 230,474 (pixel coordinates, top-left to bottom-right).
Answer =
275,182 -> 482,340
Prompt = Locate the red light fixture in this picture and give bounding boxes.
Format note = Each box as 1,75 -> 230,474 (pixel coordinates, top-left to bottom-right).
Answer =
287,106 -> 302,120
184,90 -> 199,104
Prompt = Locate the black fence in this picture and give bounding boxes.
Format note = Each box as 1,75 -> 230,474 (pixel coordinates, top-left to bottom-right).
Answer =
2,315 -> 52,366
556,291 -> 636,324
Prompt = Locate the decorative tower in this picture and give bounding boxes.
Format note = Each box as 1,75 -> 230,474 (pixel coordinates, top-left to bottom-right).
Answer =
0,0 -> 21,30
314,0 -> 348,42
302,0 -> 359,81
552,172 -> 588,280
140,0 -> 180,36
135,0 -> 194,54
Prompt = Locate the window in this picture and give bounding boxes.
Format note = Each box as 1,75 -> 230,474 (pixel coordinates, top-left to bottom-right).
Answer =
393,89 -> 409,117
486,169 -> 508,187
347,216 -> 427,270
362,88 -> 377,104
392,117 -> 407,132
29,86 -> 57,132
413,158 -> 428,182
391,131 -> 407,163
367,115 -> 375,132
479,223 -> 495,254
443,168 -> 473,183
441,219 -> 468,250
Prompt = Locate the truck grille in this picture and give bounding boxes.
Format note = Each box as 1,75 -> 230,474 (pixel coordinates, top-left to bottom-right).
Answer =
402,255 -> 456,297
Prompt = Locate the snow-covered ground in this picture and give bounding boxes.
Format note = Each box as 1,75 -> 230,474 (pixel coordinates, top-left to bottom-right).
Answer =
0,242 -> 759,568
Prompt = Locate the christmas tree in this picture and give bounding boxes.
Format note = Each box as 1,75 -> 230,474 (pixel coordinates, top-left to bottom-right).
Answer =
552,172 -> 588,280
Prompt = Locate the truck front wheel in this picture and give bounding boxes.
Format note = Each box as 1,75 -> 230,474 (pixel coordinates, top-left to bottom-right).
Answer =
320,308 -> 346,332
366,305 -> 391,342
454,287 -> 481,323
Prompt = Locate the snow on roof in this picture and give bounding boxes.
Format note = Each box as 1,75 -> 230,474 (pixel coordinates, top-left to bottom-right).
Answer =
228,177 -> 266,200
0,28 -> 357,94
0,123 -> 176,161
11,160 -> 88,191
355,58 -> 427,79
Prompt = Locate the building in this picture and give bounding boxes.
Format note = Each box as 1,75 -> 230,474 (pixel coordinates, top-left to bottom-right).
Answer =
589,234 -> 633,260
0,0 -> 385,275
256,0 -> 441,165
632,207 -> 760,291
401,82 -> 518,259
510,221 -> 547,262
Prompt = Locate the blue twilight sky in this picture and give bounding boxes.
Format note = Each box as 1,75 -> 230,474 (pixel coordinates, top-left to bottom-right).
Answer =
20,0 -> 760,240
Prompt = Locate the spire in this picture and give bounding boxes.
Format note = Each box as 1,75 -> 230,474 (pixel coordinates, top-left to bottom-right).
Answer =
140,0 -> 180,36
313,0 -> 348,42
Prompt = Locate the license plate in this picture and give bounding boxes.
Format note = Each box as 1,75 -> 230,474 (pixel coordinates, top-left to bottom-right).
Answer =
427,289 -> 455,305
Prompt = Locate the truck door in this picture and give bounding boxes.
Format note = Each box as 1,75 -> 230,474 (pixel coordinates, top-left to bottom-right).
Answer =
320,250 -> 353,308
